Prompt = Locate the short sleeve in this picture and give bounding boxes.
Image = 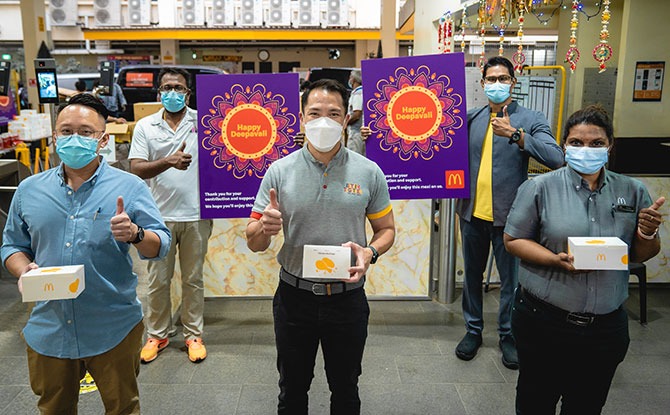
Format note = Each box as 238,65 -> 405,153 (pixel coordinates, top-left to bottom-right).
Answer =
366,164 -> 392,219
504,178 -> 541,240
128,120 -> 149,160
251,164 -> 278,217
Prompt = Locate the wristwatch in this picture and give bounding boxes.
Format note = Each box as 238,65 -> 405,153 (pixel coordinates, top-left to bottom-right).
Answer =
129,225 -> 145,244
367,245 -> 379,264
509,128 -> 523,145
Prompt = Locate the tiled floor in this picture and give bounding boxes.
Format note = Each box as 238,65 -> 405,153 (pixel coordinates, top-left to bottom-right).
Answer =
1,272 -> 669,414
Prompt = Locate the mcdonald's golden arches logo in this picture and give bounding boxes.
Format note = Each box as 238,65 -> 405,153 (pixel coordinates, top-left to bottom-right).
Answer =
445,170 -> 465,189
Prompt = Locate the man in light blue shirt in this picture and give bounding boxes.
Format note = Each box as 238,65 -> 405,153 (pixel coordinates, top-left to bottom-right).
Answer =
1,93 -> 170,414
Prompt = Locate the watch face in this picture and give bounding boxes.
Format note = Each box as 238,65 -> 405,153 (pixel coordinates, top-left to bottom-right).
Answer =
258,49 -> 270,61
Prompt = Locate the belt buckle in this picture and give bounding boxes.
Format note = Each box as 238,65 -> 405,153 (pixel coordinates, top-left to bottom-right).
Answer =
566,312 -> 594,326
311,283 -> 328,296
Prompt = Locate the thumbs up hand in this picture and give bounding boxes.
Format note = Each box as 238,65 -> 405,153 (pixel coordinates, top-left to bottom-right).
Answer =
260,188 -> 282,236
638,196 -> 665,238
168,141 -> 192,170
110,196 -> 135,243
491,104 -> 516,138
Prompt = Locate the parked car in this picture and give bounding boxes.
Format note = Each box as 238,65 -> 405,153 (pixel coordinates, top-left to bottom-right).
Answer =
56,73 -> 100,92
116,65 -> 225,121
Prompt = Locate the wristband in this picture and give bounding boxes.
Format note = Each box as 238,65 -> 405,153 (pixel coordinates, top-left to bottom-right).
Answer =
637,226 -> 658,240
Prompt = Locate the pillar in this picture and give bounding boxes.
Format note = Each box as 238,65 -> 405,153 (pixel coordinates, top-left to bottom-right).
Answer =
160,39 -> 179,65
380,0 -> 398,58
20,0 -> 52,109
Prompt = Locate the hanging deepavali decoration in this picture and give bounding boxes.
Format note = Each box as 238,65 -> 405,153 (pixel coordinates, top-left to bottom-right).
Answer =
460,6 -> 470,57
592,0 -> 612,73
437,12 -> 454,53
496,2 -> 508,56
565,0 -> 581,73
477,0 -> 487,70
512,1 -> 527,73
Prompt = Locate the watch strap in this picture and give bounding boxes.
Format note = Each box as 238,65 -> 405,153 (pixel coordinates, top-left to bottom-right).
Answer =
367,245 -> 379,264
130,225 -> 144,244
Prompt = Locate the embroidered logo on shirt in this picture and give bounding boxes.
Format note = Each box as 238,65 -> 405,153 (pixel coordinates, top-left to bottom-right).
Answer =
344,183 -> 363,195
617,196 -> 626,205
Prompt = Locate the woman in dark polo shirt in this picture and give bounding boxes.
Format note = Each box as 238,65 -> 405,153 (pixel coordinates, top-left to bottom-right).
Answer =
503,105 -> 664,414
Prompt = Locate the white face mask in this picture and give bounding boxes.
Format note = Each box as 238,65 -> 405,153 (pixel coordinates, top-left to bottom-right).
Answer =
304,116 -> 343,153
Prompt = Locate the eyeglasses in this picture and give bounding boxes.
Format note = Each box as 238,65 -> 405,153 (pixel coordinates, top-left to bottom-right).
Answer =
483,75 -> 514,84
55,128 -> 104,138
158,85 -> 189,93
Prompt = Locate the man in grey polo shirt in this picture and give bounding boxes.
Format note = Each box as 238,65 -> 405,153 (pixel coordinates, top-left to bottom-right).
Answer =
246,78 -> 395,415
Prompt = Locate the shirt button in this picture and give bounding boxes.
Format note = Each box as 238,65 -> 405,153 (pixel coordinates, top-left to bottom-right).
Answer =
591,218 -> 596,222
65,242 -> 71,247
67,320 -> 72,324
323,173 -> 328,177
70,215 -> 75,220
67,191 -> 72,195
323,185 -> 327,189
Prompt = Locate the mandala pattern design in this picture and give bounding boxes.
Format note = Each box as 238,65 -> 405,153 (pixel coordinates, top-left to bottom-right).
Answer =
367,65 -> 464,161
200,83 -> 297,179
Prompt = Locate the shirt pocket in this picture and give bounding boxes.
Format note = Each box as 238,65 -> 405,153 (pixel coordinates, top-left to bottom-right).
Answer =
612,211 -> 637,240
82,214 -> 117,251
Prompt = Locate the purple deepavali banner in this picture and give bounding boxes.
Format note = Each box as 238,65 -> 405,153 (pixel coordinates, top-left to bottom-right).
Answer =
196,73 -> 300,218
0,91 -> 17,125
362,53 -> 469,200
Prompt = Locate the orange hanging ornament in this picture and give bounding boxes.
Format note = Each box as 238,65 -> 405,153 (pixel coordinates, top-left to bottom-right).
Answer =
592,0 -> 612,73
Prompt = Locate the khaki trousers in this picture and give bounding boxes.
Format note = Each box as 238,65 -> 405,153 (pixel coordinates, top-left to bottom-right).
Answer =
145,219 -> 212,340
27,321 -> 144,415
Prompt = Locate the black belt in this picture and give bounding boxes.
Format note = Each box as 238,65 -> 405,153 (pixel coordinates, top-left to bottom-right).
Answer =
280,268 -> 364,296
519,286 -> 620,327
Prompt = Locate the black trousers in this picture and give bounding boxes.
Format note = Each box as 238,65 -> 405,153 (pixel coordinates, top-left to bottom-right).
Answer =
512,287 -> 629,415
273,280 -> 369,415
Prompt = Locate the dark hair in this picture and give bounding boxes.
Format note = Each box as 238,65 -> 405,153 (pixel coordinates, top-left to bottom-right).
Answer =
300,79 -> 311,91
59,92 -> 109,121
74,80 -> 87,92
157,67 -> 192,89
300,78 -> 348,112
482,56 -> 515,79
562,104 -> 614,145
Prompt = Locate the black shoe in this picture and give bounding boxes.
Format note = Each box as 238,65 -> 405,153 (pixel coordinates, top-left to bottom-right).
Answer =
499,335 -> 519,370
455,332 -> 482,361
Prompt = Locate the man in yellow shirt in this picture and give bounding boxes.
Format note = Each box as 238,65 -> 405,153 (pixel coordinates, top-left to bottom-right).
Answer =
455,57 -> 564,369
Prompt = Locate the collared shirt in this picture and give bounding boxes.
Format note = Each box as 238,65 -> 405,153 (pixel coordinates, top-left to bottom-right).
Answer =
129,107 -> 201,221
505,166 -> 653,314
1,161 -> 171,359
251,145 -> 392,279
99,83 -> 127,113
456,102 -> 564,226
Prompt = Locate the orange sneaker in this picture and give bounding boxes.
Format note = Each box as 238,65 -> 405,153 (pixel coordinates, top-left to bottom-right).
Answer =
140,338 -> 169,363
186,338 -> 207,363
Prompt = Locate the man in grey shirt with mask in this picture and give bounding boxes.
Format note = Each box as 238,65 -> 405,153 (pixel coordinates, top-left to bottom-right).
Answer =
246,78 -> 395,414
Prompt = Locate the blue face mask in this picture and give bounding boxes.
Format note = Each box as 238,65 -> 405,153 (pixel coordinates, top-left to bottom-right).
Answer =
56,134 -> 100,169
484,82 -> 511,104
565,146 -> 609,174
161,90 -> 187,113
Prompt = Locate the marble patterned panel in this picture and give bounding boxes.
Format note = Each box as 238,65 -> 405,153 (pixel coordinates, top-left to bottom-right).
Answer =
200,199 -> 432,297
